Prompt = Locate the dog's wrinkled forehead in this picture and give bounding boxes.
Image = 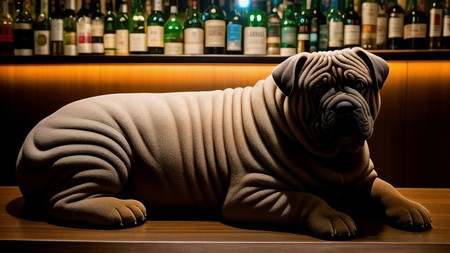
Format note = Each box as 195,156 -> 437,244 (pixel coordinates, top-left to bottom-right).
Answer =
272,48 -> 390,96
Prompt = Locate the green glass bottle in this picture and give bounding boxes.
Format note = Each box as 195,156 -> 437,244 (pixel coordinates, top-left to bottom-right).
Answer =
202,0 -> 227,54
63,0 -> 77,55
104,0 -> 116,55
386,0 -> 404,49
226,0 -> 243,54
280,3 -> 297,56
50,0 -> 64,55
116,1 -> 129,55
297,1 -> 310,53
13,0 -> 33,56
91,0 -> 105,54
184,0 -> 204,54
147,0 -> 165,54
361,0 -> 378,49
343,0 -> 361,47
244,0 -> 267,55
403,0 -> 427,49
310,0 -> 326,52
327,0 -> 344,50
164,0 -> 183,55
129,0 -> 147,54
267,0 -> 281,55
34,0 -> 50,55
429,0 -> 444,49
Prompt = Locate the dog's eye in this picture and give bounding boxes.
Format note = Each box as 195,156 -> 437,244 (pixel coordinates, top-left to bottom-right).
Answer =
350,82 -> 365,92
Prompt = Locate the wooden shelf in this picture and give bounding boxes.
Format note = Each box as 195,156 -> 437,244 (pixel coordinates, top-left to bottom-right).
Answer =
1,186 -> 449,253
0,49 -> 449,65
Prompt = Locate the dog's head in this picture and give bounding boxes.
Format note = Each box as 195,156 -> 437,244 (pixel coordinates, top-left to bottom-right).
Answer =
272,48 -> 389,155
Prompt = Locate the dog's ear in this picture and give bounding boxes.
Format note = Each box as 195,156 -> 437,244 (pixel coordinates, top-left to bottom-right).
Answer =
352,47 -> 389,90
272,53 -> 309,96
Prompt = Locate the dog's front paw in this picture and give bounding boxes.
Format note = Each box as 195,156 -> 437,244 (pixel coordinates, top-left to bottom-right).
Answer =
385,199 -> 432,231
306,207 -> 357,240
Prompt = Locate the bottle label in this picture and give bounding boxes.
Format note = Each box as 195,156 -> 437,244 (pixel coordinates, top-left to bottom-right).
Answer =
319,24 -> 328,51
13,23 -> 33,53
184,28 -> 204,55
281,26 -> 296,45
50,19 -> 64,41
92,19 -> 104,53
116,29 -> 129,54
63,31 -> 77,55
404,23 -> 427,39
226,23 -> 242,51
34,30 -> 50,55
388,15 -> 404,39
376,16 -> 388,45
147,26 -> 164,47
429,8 -> 443,38
329,21 -> 343,48
344,24 -> 361,45
164,42 -> 183,55
362,2 -> 378,25
244,26 -> 267,55
129,33 -> 146,52
104,34 -> 116,50
77,21 -> 92,53
204,20 -> 226,48
444,15 -> 450,37
280,47 -> 296,56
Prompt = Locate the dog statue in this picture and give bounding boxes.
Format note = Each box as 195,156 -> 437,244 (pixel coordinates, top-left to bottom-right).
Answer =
16,48 -> 431,239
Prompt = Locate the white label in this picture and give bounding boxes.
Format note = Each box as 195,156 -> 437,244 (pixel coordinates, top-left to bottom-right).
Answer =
92,20 -> 104,36
344,24 -> 360,45
129,33 -> 146,52
329,21 -> 343,47
444,15 -> 450,37
116,29 -> 129,54
388,15 -> 404,38
362,2 -> 378,25
244,26 -> 267,55
404,23 -> 427,39
376,16 -> 388,45
429,9 -> 443,38
50,19 -> 64,41
76,20 -> 92,54
104,34 -> 116,49
34,30 -> 50,55
204,19 -> 226,48
184,28 -> 204,55
64,44 -> 77,55
164,42 -> 183,55
280,47 -> 296,56
147,26 -> 164,47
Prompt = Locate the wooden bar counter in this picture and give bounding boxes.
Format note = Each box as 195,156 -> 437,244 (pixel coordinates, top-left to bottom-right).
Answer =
0,186 -> 449,253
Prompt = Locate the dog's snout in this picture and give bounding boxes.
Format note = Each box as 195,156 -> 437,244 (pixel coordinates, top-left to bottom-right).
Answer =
335,101 -> 354,115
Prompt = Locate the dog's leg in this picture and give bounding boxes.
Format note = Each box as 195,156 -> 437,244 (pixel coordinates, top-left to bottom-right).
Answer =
370,178 -> 432,231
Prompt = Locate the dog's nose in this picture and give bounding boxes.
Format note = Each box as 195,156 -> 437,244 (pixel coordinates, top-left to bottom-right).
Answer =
335,101 -> 354,115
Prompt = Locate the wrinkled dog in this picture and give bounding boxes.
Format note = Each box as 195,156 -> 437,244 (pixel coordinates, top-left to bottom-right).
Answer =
16,48 -> 431,239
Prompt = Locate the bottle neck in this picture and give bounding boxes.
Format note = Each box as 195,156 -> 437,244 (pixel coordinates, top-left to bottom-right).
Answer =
39,0 -> 49,15
121,3 -> 128,13
154,0 -> 163,11
65,0 -> 76,11
1,0 -> 9,14
406,0 -> 417,12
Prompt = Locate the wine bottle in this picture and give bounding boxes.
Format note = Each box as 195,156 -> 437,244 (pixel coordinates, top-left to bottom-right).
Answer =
376,0 -> 387,49
164,0 -> 183,55
443,0 -> 450,48
50,0 -> 64,55
76,0 -> 92,54
267,0 -> 281,55
403,0 -> 427,49
429,0 -> 443,49
104,0 -> 116,55
0,0 -> 14,56
34,0 -> 50,55
343,0 -> 361,48
13,0 -> 33,56
63,0 -> 77,55
147,0 -> 165,54
116,1 -> 129,55
226,0 -> 243,54
184,0 -> 203,55
310,0 -> 327,52
297,1 -> 310,53
244,0 -> 267,55
202,0 -> 227,54
91,0 -> 104,54
361,0 -> 378,49
129,0 -> 147,54
386,0 -> 404,49
280,3 -> 297,56
327,0 -> 344,50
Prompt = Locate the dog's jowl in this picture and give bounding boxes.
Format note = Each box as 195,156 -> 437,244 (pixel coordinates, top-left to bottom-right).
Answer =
16,48 -> 431,239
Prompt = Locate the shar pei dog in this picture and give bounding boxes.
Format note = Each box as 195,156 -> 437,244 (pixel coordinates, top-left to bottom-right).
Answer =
16,47 -> 431,239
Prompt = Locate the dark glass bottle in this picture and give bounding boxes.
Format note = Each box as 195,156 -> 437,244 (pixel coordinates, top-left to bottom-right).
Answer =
34,0 -> 50,55
104,0 -> 116,55
129,0 -> 147,54
91,0 -> 105,54
403,0 -> 427,49
267,0 -> 281,55
147,0 -> 165,54
14,0 -> 33,56
63,0 -> 77,55
0,0 -> 14,56
386,0 -> 404,49
202,0 -> 227,54
376,0 -> 388,49
226,0 -> 243,54
280,3 -> 297,56
50,0 -> 64,55
310,0 -> 327,52
429,0 -> 443,49
343,0 -> 361,48
297,1 -> 310,53
443,0 -> 450,48
116,1 -> 129,55
327,0 -> 344,50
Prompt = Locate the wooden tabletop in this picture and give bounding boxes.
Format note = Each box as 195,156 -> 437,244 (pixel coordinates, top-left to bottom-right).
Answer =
1,186 -> 449,253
